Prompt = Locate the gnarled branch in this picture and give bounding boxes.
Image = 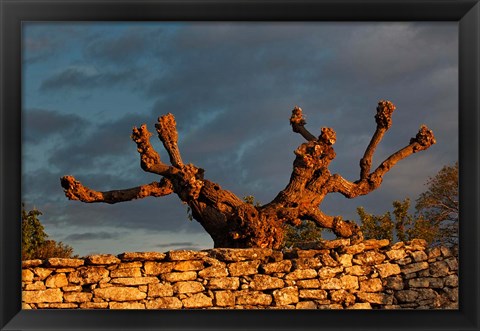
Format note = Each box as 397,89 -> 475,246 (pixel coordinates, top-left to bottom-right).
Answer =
290,106 -> 317,142
60,176 -> 173,204
360,100 -> 396,179
155,113 -> 184,168
131,124 -> 174,176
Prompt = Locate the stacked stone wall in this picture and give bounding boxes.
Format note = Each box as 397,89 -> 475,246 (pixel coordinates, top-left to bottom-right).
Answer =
21,239 -> 458,309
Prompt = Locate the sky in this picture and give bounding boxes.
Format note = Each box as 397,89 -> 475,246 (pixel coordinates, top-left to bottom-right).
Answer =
22,22 -> 458,257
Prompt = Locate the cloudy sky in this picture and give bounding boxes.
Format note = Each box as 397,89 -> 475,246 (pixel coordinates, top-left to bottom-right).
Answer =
22,22 -> 458,257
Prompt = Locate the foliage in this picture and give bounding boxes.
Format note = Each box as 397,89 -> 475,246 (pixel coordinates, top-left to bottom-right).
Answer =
415,162 -> 458,246
22,204 -> 77,260
357,207 -> 394,242
283,220 -> 326,248
357,162 -> 458,246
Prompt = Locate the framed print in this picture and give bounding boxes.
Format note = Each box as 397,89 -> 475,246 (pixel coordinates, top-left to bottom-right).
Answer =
1,1 -> 479,331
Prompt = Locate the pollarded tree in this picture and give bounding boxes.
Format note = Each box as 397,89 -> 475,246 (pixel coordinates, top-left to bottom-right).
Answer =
61,101 -> 435,249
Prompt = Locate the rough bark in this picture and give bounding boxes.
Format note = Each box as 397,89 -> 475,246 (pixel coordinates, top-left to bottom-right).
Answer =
61,101 -> 435,249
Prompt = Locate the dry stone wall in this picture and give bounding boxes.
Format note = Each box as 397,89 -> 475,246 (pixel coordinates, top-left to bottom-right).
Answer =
22,239 -> 458,309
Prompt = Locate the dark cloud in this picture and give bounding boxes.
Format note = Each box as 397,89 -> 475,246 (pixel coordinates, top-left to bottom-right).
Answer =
84,27 -> 163,65
64,231 -> 124,241
40,66 -> 142,92
23,108 -> 89,144
47,113 -> 150,173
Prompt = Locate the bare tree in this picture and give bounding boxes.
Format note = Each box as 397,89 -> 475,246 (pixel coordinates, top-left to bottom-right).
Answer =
61,101 -> 436,249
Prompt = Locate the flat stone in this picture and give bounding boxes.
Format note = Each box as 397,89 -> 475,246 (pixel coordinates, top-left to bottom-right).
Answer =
260,260 -> 292,274
167,250 -> 208,261
273,286 -> 299,306
207,277 -> 240,290
64,292 -> 93,303
296,279 -> 320,289
22,269 -> 34,282
319,278 -> 342,290
173,260 -> 204,271
285,268 -> 317,280
345,265 -> 372,276
340,275 -> 359,290
362,239 -> 390,250
45,258 -> 84,267
173,281 -> 205,294
93,287 -> 147,301
23,288 -> 62,303
161,271 -> 197,282
318,266 -> 343,278
208,248 -> 273,262
22,260 -> 43,268
429,261 -> 450,277
354,251 -> 386,266
409,277 -> 444,288
330,289 -> 356,306
24,281 -> 46,290
344,243 -> 365,255
295,301 -> 317,309
236,291 -> 272,306
375,263 -> 401,278
214,291 -> 235,307
409,250 -> 428,262
395,290 -> 419,303
118,252 -> 166,261
440,246 -> 453,257
144,262 -> 175,275
319,253 -> 339,267
85,254 -> 120,265
250,274 -> 284,290
348,302 -> 372,309
45,273 -> 68,288
292,258 -> 322,269
427,247 -> 442,259
182,293 -> 213,308
62,285 -> 82,292
146,297 -> 183,309
360,278 -> 383,292
356,292 -> 393,305
384,275 -> 404,290
227,260 -> 260,276
401,262 -> 429,275
148,283 -> 174,297
336,254 -> 353,267
111,277 -> 159,285
109,302 -> 145,309
33,268 -> 53,280
444,274 -> 458,287
198,266 -> 228,278
386,249 -> 407,260
444,257 -> 458,271
110,267 -> 142,278
68,266 -> 109,285
299,289 -> 328,300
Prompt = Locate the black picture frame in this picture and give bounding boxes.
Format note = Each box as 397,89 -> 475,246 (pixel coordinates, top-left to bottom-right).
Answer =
1,1 -> 478,330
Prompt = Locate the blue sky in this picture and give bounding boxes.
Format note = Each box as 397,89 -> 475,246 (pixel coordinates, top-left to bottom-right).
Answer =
22,22 -> 458,256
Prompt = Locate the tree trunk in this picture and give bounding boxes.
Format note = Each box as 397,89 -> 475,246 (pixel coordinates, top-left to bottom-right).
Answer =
61,101 -> 435,249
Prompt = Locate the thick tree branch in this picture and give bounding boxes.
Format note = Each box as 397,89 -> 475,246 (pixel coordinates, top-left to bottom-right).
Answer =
360,100 -> 396,179
290,106 -> 317,142
155,113 -> 184,168
60,176 -> 173,204
131,124 -> 174,175
326,125 -> 436,198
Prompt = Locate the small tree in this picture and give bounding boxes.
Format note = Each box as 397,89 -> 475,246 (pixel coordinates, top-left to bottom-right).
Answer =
415,162 -> 458,246
21,205 -> 48,260
283,220 -> 326,248
21,204 -> 77,259
357,207 -> 394,242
